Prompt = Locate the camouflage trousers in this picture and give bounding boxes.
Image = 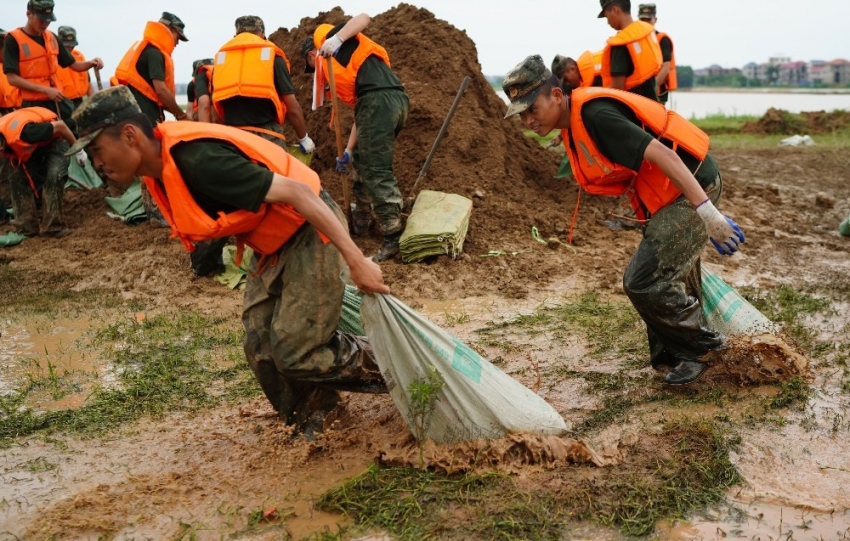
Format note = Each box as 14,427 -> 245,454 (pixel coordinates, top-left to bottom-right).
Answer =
242,190 -> 386,425
8,139 -> 69,236
623,176 -> 725,367
352,89 -> 409,235
138,177 -> 167,226
0,157 -> 12,222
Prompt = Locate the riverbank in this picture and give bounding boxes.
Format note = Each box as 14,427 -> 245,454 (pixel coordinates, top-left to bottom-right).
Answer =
686,86 -> 850,95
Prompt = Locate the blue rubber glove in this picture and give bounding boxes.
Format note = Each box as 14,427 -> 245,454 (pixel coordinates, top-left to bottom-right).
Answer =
696,199 -> 745,255
335,150 -> 351,174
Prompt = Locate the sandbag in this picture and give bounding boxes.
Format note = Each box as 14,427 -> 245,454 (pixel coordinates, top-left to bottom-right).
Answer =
701,268 -> 776,336
360,293 -> 568,444
399,190 -> 472,263
66,158 -> 103,190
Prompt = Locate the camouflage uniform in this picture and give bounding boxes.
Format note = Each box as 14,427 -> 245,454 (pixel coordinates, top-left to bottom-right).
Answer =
243,190 -> 386,427
69,86 -> 387,433
623,178 -> 724,367
9,138 -> 69,236
351,89 -> 409,236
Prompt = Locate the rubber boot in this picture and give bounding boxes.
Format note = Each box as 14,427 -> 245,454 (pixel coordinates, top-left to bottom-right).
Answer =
351,208 -> 371,238
371,231 -> 402,262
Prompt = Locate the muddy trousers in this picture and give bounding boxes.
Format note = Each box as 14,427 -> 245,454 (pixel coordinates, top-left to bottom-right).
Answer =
623,178 -> 724,367
351,89 -> 409,236
242,191 -> 387,426
9,140 -> 69,236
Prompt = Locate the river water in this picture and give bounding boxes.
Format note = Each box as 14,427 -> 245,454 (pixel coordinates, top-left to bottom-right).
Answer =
493,89 -> 850,119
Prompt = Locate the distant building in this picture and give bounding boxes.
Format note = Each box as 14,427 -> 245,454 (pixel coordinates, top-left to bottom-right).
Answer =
824,59 -> 850,85
808,60 -> 827,85
778,61 -> 807,86
768,56 -> 791,66
742,62 -> 759,80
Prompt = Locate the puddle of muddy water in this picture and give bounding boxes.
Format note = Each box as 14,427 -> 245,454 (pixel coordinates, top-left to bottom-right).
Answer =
0,314 -> 109,410
661,500 -> 850,540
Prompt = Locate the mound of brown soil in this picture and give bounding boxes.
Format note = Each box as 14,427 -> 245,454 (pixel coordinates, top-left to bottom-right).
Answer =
268,4 -> 627,299
742,107 -> 850,135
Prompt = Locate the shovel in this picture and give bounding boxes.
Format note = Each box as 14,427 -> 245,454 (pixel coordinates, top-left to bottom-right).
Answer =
403,75 -> 471,212
326,59 -> 352,224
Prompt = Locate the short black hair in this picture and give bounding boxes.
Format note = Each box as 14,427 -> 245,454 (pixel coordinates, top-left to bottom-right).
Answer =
610,0 -> 631,14
101,113 -> 155,139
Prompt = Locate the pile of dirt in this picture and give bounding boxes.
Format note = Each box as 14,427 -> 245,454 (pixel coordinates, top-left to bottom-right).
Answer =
268,4 -> 627,299
706,333 -> 810,385
742,107 -> 850,135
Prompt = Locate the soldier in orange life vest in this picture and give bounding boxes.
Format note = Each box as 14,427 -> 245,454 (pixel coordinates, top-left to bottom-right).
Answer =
0,106 -> 86,236
112,12 -> 188,125
3,0 -> 103,124
503,55 -> 746,386
0,30 -> 23,115
111,12 -> 189,227
548,53 -> 604,149
212,16 -> 314,153
637,3 -> 676,107
68,86 -> 390,437
55,26 -> 94,112
598,0 -> 662,102
187,58 -> 213,122
306,13 -> 410,262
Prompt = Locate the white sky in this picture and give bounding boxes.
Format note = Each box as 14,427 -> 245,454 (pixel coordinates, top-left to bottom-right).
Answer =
6,1 -> 849,83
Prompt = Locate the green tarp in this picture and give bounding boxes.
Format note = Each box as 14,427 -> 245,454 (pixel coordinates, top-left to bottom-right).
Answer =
399,190 -> 472,264
0,232 -> 26,247
104,179 -> 147,225
66,159 -> 104,190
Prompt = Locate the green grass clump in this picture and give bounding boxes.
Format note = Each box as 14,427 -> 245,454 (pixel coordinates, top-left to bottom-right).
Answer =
691,114 -> 760,135
317,419 -> 740,539
0,311 -> 253,442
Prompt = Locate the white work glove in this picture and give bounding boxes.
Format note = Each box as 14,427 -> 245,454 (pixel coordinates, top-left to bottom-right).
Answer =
695,199 -> 745,256
74,149 -> 88,167
298,134 -> 316,154
319,34 -> 344,57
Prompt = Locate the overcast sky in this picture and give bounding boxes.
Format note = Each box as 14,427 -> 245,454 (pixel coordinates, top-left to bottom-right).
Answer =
6,1 -> 849,84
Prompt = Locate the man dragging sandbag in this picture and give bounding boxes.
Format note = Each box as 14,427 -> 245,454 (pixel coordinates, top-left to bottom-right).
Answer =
68,86 -> 389,437
503,55 -> 746,385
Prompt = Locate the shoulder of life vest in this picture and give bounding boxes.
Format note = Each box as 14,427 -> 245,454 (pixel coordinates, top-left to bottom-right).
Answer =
145,122 -> 323,256
602,21 -> 662,88
323,32 -> 391,107
114,22 -> 175,103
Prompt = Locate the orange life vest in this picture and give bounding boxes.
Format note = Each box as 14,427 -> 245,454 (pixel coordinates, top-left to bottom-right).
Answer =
561,87 -> 709,222
192,64 -> 213,115
212,33 -> 290,124
313,24 -> 391,108
144,122 -> 323,260
56,48 -> 90,100
0,106 -> 58,163
0,67 -> 23,109
655,31 -> 677,91
601,21 -> 663,90
111,21 -> 175,105
577,50 -> 603,88
9,28 -> 61,101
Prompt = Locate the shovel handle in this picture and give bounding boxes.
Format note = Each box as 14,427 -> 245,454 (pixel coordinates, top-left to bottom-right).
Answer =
326,59 -> 351,223
94,67 -> 103,91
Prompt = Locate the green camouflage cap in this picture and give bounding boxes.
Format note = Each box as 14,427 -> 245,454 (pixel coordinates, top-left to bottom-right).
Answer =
299,36 -> 315,57
638,3 -> 657,19
192,57 -> 213,74
235,15 -> 265,35
65,86 -> 143,156
27,0 -> 56,22
57,26 -> 78,47
159,12 -> 188,42
598,0 -> 617,17
503,55 -> 552,119
551,54 -> 570,79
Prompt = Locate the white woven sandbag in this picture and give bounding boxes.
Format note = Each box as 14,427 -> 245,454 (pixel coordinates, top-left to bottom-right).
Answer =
360,294 -> 568,444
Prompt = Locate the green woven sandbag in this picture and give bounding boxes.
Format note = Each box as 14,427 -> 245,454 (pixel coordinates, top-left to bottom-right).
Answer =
399,190 -> 472,264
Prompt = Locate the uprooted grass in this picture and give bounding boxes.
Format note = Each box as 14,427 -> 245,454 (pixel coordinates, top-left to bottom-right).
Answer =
0,310 -> 254,442
317,418 -> 741,539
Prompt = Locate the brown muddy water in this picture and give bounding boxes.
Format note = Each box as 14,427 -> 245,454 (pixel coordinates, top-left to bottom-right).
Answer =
1,279 -> 849,539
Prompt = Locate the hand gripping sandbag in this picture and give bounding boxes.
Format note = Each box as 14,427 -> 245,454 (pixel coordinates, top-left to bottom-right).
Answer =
360,294 -> 569,444
701,268 -> 777,337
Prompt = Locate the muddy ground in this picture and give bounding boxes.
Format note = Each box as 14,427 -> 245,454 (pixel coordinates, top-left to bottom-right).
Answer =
2,5 -> 850,541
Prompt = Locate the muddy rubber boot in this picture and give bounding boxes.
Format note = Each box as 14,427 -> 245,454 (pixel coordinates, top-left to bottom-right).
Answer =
289,386 -> 341,440
351,209 -> 371,238
326,332 -> 387,393
371,231 -> 402,262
